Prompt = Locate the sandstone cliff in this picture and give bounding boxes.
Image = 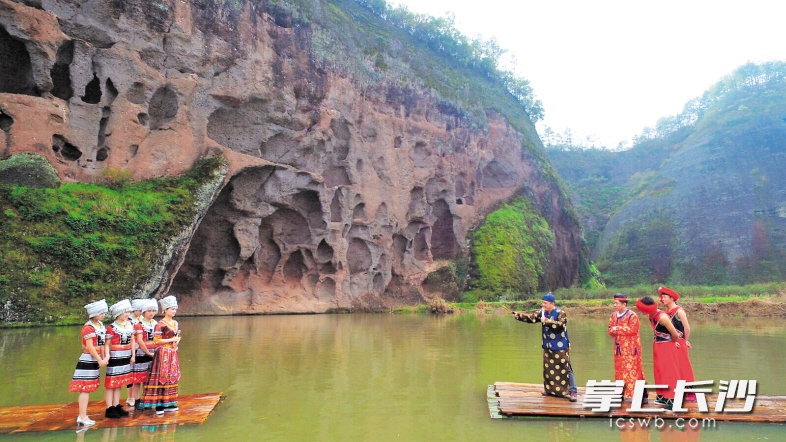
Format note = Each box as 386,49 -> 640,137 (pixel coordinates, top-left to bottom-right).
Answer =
0,0 -> 584,314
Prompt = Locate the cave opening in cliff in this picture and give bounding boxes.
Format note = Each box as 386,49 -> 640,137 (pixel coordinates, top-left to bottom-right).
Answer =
267,208 -> 311,246
96,106 -> 110,161
431,199 -> 459,260
283,250 -> 306,283
105,78 -> 118,104
50,40 -> 74,101
292,190 -> 326,232
52,134 -> 82,161
0,26 -> 37,96
81,74 -> 102,104
255,221 -> 282,281
0,111 -> 13,132
352,202 -> 366,220
149,86 -> 179,129
330,191 -> 343,222
414,228 -> 430,261
316,239 -> 334,262
348,238 -> 372,274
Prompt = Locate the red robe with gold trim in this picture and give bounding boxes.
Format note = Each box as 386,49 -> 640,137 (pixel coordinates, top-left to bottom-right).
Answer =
608,309 -> 646,398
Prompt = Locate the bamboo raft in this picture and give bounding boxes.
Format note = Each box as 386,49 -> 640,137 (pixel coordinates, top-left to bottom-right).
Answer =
0,393 -> 222,434
489,383 -> 786,422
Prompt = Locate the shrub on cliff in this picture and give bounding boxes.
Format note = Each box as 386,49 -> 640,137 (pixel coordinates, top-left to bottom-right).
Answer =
0,156 -> 226,325
469,197 -> 554,299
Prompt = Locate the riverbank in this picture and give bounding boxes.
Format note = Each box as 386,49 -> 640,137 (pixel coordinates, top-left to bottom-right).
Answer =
395,290 -> 786,317
2,290 -> 784,328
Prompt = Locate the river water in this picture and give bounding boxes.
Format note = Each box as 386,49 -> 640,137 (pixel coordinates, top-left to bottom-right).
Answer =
0,313 -> 784,441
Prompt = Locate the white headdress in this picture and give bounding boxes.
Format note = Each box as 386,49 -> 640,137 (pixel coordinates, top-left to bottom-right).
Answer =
131,298 -> 147,311
85,299 -> 108,318
109,299 -> 133,319
159,295 -> 178,310
142,298 -> 158,314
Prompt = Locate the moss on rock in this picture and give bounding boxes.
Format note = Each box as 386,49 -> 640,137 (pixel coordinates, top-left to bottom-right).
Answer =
0,153 -> 61,188
469,197 -> 554,299
0,156 -> 228,325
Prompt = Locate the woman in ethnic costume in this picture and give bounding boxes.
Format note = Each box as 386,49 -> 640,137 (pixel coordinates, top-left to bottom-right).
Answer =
635,294 -> 693,409
127,298 -> 150,408
69,299 -> 109,427
658,286 -> 696,399
140,295 -> 182,416
129,299 -> 158,410
103,299 -> 136,418
608,293 -> 648,402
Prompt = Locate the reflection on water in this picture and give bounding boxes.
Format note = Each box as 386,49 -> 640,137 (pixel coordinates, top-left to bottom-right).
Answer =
0,313 -> 784,441
73,425 -> 176,442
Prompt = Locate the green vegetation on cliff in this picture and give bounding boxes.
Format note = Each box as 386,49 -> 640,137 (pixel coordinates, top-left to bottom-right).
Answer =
468,197 -> 554,300
256,0 -> 542,138
548,61 -> 786,287
0,156 -> 227,325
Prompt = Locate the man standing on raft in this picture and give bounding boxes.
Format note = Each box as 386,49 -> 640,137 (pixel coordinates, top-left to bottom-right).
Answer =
513,293 -> 578,402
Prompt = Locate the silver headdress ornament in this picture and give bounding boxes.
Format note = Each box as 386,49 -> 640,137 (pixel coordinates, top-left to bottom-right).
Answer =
109,299 -> 133,319
159,295 -> 178,310
131,298 -> 147,312
142,298 -> 159,314
84,299 -> 108,318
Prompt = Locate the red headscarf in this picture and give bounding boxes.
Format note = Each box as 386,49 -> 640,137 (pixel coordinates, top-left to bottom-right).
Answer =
658,286 -> 680,301
635,299 -> 658,315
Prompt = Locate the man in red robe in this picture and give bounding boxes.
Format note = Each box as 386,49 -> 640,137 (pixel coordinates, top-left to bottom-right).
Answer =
608,293 -> 648,403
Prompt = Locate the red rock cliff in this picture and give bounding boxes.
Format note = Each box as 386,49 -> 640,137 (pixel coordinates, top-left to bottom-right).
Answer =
0,0 -> 583,313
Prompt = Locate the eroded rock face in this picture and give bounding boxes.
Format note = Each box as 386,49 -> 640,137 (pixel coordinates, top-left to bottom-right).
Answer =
0,0 -> 583,313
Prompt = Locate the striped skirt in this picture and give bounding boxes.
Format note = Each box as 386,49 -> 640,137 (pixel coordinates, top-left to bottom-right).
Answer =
68,352 -> 101,393
104,346 -> 134,388
131,346 -> 155,384
140,347 -> 180,409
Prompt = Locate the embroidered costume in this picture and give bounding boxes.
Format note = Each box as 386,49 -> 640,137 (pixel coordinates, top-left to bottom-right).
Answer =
608,308 -> 646,399
649,305 -> 696,403
516,296 -> 577,399
132,316 -> 158,384
68,320 -> 107,393
141,296 -> 181,411
105,320 -> 135,389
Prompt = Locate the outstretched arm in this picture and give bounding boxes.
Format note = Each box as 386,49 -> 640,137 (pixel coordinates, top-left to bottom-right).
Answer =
514,310 -> 542,323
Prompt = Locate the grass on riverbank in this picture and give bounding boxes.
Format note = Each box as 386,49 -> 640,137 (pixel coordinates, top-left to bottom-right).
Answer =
394,282 -> 786,315
0,156 -> 227,325
460,282 -> 786,303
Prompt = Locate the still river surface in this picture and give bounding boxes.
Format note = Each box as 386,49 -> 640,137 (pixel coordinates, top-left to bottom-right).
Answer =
0,313 -> 784,441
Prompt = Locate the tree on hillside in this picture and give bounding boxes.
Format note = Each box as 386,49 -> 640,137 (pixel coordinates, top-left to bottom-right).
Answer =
353,0 -> 544,122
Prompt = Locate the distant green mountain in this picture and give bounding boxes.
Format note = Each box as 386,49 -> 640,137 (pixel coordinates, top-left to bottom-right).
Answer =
548,62 -> 786,286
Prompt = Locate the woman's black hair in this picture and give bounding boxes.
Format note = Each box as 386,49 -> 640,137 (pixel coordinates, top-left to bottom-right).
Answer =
640,296 -> 655,305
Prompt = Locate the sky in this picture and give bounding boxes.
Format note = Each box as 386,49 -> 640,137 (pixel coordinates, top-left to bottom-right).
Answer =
390,0 -> 786,149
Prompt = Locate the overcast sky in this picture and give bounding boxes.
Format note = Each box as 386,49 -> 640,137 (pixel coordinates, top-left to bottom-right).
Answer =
390,0 -> 786,149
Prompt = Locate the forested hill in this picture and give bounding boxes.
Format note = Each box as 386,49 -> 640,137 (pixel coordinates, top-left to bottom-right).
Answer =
548,62 -> 786,286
